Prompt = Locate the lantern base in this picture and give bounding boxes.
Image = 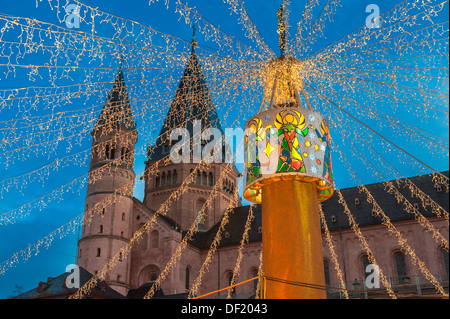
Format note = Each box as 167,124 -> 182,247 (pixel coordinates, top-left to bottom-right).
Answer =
261,179 -> 327,299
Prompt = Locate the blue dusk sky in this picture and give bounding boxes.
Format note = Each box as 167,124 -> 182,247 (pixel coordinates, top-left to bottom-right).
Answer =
0,0 -> 448,298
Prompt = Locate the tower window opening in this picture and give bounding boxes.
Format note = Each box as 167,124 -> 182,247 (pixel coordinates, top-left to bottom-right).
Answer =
208,172 -> 213,186
96,248 -> 101,257
173,170 -> 178,184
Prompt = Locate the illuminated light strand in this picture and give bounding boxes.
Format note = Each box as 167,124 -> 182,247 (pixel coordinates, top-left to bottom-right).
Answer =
145,165 -> 239,299
304,81 -> 449,188
324,104 -> 449,250
307,76 -> 448,159
0,69 -> 252,223
331,139 -> 448,298
301,0 -> 449,62
295,0 -> 342,56
318,205 -> 349,299
334,188 -> 397,299
226,203 -> 256,299
222,0 -> 274,57
67,74 -> 253,298
146,100 -> 251,299
68,160 -> 212,299
0,64 -> 259,173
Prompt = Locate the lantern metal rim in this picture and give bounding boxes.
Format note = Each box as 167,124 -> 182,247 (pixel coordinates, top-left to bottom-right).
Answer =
243,172 -> 334,204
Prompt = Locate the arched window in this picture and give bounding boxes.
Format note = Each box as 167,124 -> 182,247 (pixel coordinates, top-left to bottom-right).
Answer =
105,144 -> 110,160
208,172 -> 213,186
196,171 -> 201,185
96,248 -> 101,257
227,272 -> 236,295
251,268 -> 259,291
121,147 -> 130,164
161,172 -> 166,187
122,213 -> 126,221
195,200 -> 206,230
443,248 -> 449,277
167,171 -> 172,185
150,230 -> 159,249
202,171 -> 207,185
173,170 -> 177,184
155,173 -> 160,188
394,252 -> 407,283
185,267 -> 190,290
362,255 -> 370,279
324,260 -> 331,286
136,224 -> 148,250
99,225 -> 103,234
106,144 -> 115,160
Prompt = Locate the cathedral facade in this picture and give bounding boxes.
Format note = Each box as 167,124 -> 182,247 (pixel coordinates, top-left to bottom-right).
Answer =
73,43 -> 449,299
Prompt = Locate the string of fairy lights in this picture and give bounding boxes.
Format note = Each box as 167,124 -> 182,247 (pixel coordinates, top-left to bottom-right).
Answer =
0,0 -> 448,299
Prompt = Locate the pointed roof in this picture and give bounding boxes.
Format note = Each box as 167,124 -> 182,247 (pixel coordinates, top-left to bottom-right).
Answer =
148,45 -> 227,161
94,66 -> 137,132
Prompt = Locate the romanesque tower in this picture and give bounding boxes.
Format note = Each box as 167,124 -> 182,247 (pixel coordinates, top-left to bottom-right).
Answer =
142,36 -> 240,232
77,64 -> 138,296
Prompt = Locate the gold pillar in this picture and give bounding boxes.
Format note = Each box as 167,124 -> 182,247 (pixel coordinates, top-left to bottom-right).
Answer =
261,179 -> 326,299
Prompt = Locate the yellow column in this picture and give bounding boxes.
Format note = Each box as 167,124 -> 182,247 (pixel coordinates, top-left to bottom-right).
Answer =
261,179 -> 326,299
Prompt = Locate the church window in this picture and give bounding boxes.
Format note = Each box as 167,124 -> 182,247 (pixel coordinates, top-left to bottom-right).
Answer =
117,275 -> 121,282
362,255 -> 370,279
106,144 -> 115,160
150,230 -> 159,249
102,208 -> 105,215
324,260 -> 331,286
252,268 -> 259,291
167,171 -> 172,185
162,143 -> 171,154
227,272 -> 236,295
195,200 -> 207,229
354,197 -> 360,205
331,215 -> 337,223
121,147 -> 130,164
96,248 -> 101,257
442,248 -> 449,277
99,225 -> 103,233
173,170 -> 178,184
394,252 -> 407,283
120,231 -> 124,237
122,213 -> 126,221
208,172 -> 213,186
161,172 -> 166,187
202,171 -> 207,185
185,267 -> 190,290
155,173 -> 160,188
196,171 -> 201,185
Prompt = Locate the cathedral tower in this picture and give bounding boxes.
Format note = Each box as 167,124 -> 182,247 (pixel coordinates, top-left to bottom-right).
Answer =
77,65 -> 138,296
142,37 -> 239,232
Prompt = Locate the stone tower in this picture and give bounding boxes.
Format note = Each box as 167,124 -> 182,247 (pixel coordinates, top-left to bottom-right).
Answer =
77,65 -> 138,296
142,39 -> 239,232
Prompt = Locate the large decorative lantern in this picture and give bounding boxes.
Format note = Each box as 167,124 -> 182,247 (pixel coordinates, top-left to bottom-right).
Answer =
243,106 -> 334,204
244,11 -> 335,298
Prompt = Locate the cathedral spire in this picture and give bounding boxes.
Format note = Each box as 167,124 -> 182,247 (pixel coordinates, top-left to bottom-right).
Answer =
148,39 -> 226,161
191,25 -> 198,49
94,62 -> 136,133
